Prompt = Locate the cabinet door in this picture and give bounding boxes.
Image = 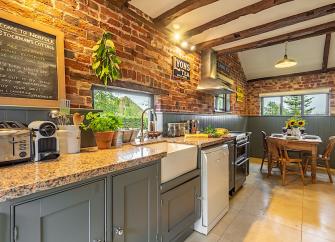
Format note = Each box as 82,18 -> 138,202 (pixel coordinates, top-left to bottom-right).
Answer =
14,180 -> 105,242
161,177 -> 200,242
113,164 -> 159,242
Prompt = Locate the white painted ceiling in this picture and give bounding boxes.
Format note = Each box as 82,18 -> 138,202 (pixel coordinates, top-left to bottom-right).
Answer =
130,0 -> 335,79
238,35 -> 327,80
130,0 -> 185,18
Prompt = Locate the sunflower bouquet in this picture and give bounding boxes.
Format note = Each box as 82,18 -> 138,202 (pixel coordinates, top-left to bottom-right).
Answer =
285,116 -> 306,129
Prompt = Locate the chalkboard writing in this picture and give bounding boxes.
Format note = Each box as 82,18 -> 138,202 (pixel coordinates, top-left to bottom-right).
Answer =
172,56 -> 190,80
0,17 -> 58,100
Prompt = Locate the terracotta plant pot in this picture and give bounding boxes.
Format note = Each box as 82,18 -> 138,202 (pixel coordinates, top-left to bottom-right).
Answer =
94,131 -> 115,149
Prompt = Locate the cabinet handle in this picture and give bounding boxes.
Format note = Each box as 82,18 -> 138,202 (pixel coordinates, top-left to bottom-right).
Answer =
93,240 -> 103,242
115,227 -> 124,236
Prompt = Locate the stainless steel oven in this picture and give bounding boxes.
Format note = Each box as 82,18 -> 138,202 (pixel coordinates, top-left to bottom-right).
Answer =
234,136 -> 249,192
229,132 -> 250,195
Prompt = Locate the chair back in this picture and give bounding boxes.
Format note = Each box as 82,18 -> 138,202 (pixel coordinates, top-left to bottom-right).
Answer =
323,136 -> 335,160
261,131 -> 268,152
275,138 -> 290,161
266,137 -> 280,161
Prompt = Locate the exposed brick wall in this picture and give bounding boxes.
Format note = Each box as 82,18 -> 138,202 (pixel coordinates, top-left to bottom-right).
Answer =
1,0 -> 247,114
217,53 -> 247,115
246,71 -> 335,116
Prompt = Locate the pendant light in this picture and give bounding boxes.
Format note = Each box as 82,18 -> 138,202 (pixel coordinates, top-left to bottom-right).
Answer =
275,41 -> 297,68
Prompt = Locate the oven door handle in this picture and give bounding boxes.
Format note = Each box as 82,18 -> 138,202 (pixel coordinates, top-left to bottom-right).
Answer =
236,158 -> 249,166
236,141 -> 250,148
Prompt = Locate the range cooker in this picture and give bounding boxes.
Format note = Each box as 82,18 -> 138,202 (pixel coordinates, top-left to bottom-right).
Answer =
228,132 -> 251,195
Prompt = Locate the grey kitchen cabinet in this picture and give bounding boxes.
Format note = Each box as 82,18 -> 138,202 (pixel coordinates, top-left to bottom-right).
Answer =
161,176 -> 201,242
13,179 -> 106,242
112,164 -> 159,242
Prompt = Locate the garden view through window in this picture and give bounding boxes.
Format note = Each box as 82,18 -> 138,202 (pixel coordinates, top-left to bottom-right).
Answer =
93,88 -> 153,129
261,93 -> 328,116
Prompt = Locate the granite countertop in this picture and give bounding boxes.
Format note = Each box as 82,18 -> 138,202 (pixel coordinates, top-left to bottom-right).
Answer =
0,136 -> 234,203
0,144 -> 167,203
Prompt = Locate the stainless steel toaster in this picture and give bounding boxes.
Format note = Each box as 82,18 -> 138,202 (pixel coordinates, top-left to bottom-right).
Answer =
0,127 -> 32,166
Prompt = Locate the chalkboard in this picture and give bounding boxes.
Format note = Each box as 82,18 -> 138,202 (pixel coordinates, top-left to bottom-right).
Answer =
0,17 -> 58,100
0,10 -> 65,108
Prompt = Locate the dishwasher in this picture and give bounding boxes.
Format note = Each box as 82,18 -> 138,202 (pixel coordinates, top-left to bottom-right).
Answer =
194,144 -> 229,235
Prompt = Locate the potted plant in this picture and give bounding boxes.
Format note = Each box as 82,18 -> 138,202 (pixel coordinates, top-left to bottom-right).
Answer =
92,32 -> 121,86
286,116 -> 306,137
81,112 -> 123,149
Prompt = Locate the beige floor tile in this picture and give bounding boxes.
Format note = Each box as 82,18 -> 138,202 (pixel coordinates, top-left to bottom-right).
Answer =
184,161 -> 335,242
210,209 -> 239,237
302,223 -> 335,242
302,232 -> 335,242
184,231 -> 220,242
221,213 -> 301,242
239,190 -> 272,216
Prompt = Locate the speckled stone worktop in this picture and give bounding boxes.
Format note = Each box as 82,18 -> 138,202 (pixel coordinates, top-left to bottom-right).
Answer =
0,137 -> 234,202
0,144 -> 167,202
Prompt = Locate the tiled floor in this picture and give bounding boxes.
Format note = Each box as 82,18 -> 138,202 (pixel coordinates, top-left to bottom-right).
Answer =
185,158 -> 335,242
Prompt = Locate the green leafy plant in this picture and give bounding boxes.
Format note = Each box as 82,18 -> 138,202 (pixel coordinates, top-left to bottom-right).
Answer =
81,112 -> 123,133
92,32 -> 121,86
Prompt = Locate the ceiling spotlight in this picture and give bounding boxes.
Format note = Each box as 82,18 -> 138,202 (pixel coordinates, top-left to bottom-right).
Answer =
181,41 -> 188,49
173,32 -> 181,42
172,23 -> 181,30
190,45 -> 196,51
275,41 -> 297,69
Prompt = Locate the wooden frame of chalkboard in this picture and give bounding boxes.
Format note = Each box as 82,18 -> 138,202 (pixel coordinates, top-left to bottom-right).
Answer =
0,10 -> 65,108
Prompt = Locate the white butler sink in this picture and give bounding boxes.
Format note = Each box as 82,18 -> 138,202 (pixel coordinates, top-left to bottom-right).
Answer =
161,143 -> 198,183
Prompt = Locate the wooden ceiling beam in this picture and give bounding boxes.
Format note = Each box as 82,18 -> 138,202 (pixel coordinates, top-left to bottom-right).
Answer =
184,0 -> 293,38
322,33 -> 332,72
217,21 -> 335,53
110,0 -> 131,9
154,0 -> 219,27
196,3 -> 335,50
248,67 -> 335,82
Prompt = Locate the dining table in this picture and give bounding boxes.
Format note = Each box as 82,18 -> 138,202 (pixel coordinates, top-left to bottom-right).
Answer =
270,134 -> 322,184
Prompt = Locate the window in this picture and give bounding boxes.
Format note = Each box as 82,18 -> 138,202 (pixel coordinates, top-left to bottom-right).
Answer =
214,94 -> 231,112
262,97 -> 281,116
261,93 -> 329,116
93,87 -> 153,129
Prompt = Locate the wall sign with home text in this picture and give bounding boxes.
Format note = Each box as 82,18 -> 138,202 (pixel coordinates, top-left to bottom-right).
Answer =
0,10 -> 65,108
172,56 -> 190,80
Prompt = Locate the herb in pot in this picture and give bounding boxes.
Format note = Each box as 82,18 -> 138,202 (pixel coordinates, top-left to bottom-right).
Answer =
81,112 -> 123,149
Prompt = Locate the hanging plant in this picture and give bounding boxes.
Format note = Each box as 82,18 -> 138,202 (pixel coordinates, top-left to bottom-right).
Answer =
92,32 -> 121,86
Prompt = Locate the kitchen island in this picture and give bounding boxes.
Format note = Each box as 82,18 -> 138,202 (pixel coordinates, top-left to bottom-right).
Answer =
0,137 -> 233,242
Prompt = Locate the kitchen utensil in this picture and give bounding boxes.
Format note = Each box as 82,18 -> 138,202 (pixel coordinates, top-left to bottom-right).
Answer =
73,113 -> 85,126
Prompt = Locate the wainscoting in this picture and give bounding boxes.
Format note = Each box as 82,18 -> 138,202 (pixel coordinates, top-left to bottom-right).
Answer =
157,112 -> 248,135
247,116 -> 335,167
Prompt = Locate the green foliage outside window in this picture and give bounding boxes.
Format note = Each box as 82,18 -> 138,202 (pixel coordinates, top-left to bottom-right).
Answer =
263,101 -> 280,115
93,90 -> 149,129
262,94 -> 324,116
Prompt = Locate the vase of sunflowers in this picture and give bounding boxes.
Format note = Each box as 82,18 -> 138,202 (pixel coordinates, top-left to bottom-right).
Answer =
285,116 -> 306,137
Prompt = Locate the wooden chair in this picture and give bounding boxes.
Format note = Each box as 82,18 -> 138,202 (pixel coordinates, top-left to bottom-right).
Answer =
266,137 -> 281,177
267,137 -> 305,186
304,136 -> 335,183
260,131 -> 268,172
